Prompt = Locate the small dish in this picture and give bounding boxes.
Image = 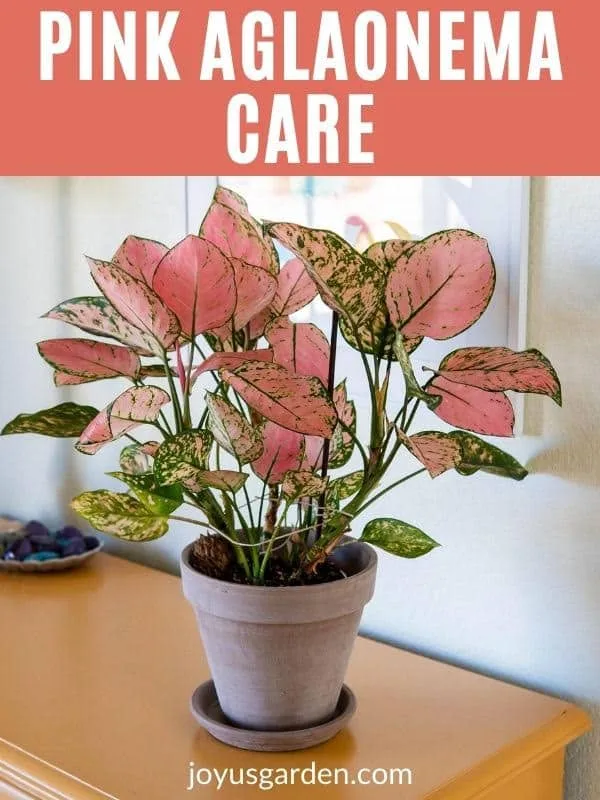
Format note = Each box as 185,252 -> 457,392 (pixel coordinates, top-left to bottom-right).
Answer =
190,680 -> 356,751
0,539 -> 102,573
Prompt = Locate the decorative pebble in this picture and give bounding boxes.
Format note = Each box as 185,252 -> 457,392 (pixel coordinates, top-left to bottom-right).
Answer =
84,536 -> 100,551
24,551 -> 59,562
61,540 -> 86,557
24,521 -> 51,538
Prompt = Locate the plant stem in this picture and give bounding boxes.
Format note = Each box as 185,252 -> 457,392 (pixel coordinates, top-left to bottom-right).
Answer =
315,311 -> 339,541
161,351 -> 184,432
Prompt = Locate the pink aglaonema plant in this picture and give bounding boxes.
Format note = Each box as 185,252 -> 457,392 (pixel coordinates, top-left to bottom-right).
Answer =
1,187 -> 562,583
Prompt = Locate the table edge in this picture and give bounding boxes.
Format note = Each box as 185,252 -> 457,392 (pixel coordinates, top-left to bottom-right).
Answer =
425,705 -> 592,799
0,738 -> 117,800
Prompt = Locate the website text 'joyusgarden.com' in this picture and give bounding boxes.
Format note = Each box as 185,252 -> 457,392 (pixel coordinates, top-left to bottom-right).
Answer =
187,761 -> 413,792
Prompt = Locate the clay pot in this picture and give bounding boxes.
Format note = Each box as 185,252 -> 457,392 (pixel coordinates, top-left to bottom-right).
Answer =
180,538 -> 377,734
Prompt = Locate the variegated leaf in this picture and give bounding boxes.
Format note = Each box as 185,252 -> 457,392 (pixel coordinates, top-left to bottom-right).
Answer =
281,470 -> 328,503
221,362 -> 337,438
1,402 -> 98,438
426,377 -> 515,437
76,386 -> 170,454
119,443 -> 153,475
386,230 -> 495,340
108,471 -> 183,515
361,518 -> 440,558
251,422 -> 305,484
438,347 -> 562,405
192,349 -> 273,383
447,431 -> 528,480
140,364 -> 176,379
43,296 -> 156,355
152,235 -> 237,337
266,222 -> 386,328
205,393 -> 263,464
177,467 -> 248,493
329,381 -> 356,469
153,431 -> 213,486
71,490 -> 168,541
89,258 -> 180,353
38,338 -> 141,380
265,318 -> 330,384
112,235 -> 168,286
397,430 -> 462,478
326,470 -> 364,505
340,239 -> 420,359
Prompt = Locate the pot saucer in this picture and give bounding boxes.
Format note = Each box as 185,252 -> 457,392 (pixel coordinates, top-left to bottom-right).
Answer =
190,681 -> 356,751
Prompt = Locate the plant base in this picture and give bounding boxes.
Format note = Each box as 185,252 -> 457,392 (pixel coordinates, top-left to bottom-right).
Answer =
190,680 -> 356,752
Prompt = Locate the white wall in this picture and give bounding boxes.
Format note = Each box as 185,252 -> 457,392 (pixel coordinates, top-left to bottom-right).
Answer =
0,177 -> 598,798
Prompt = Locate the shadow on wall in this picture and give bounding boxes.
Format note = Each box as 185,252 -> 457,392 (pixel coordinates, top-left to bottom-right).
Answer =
525,178 -> 600,487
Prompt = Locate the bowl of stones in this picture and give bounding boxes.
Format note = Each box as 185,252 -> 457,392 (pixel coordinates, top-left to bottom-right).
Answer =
0,520 -> 102,573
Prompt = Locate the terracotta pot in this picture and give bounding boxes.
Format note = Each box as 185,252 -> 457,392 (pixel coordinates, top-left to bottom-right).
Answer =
180,538 -> 377,733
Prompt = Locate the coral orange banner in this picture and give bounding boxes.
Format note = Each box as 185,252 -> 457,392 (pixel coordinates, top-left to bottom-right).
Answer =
0,0 -> 596,173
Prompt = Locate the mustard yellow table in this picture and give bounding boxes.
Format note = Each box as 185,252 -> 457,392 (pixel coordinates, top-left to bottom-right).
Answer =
0,553 -> 590,799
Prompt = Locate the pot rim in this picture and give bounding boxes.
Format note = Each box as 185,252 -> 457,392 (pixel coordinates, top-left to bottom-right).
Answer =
180,537 -> 376,594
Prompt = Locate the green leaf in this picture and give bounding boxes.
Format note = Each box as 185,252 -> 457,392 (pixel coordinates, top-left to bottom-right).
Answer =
154,432 -> 213,486
266,222 -> 387,328
281,470 -> 327,503
176,467 -> 248,493
327,471 -> 364,505
1,402 -> 99,438
108,472 -> 183,515
448,431 -> 528,480
339,239 -> 421,359
361,518 -> 440,559
71,490 -> 169,541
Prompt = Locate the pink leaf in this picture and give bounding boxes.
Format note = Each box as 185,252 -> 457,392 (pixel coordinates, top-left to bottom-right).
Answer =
397,430 -> 462,478
247,307 -> 274,341
191,350 -> 273,383
251,422 -> 305,484
43,297 -> 157,355
38,339 -> 141,379
301,435 -> 325,472
112,235 -> 168,286
265,318 -> 330,384
202,190 -> 277,275
437,347 -> 562,405
209,259 -> 277,337
88,258 -> 180,353
271,258 -> 318,316
151,235 -> 237,338
221,362 -> 338,438
76,386 -> 170,454
54,371 -> 98,387
426,376 -> 515,437
386,230 -> 495,340
267,222 -> 386,327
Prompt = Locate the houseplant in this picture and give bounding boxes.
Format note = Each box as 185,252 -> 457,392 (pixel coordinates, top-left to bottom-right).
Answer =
1,186 -> 561,746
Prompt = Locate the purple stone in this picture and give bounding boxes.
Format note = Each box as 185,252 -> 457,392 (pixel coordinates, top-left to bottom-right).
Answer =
24,520 -> 50,538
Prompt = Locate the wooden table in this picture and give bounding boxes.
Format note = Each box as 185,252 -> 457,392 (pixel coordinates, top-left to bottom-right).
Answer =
0,553 -> 590,799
